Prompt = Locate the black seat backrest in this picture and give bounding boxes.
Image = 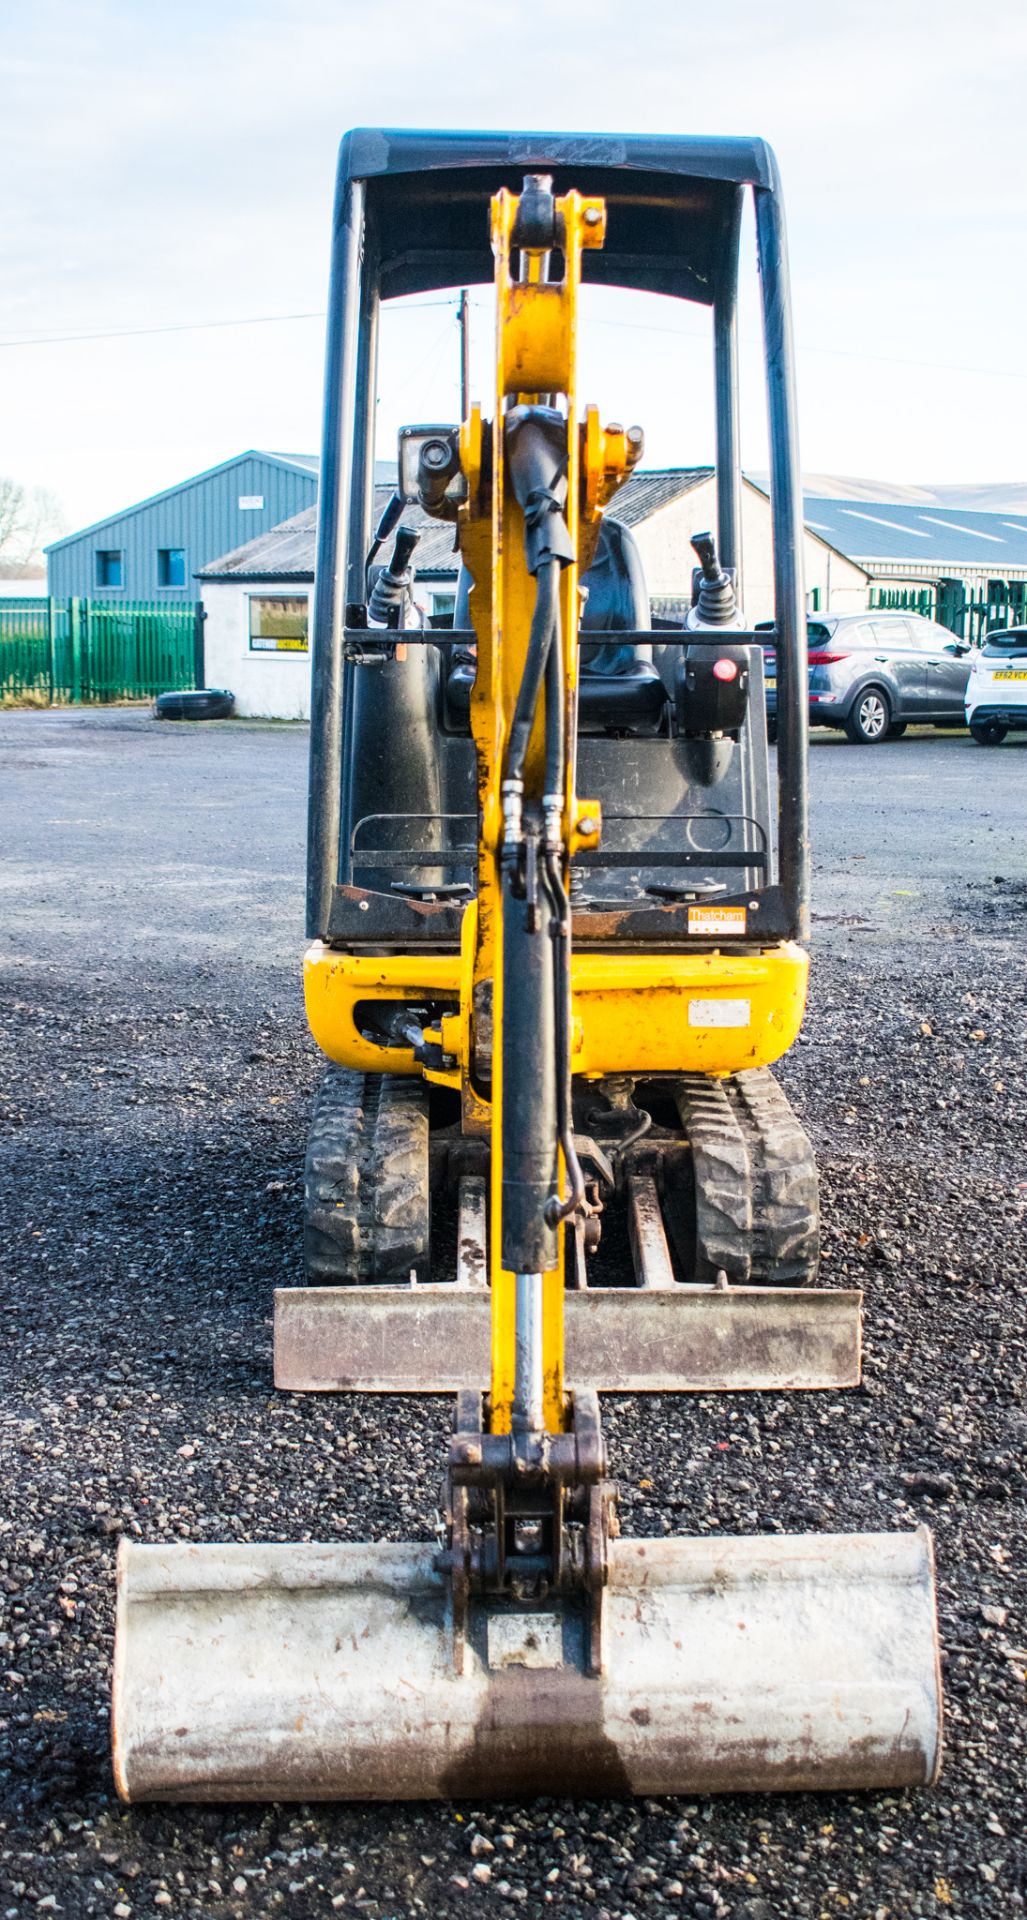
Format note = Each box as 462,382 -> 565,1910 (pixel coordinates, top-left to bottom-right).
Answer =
447,516 -> 667,733
582,517 -> 650,635
452,514 -> 650,639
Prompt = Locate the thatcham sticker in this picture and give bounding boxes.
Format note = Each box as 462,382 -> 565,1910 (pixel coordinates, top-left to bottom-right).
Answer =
687,905 -> 747,935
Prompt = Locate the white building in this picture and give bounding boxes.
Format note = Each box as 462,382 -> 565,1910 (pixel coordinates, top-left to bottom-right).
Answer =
197,502 -> 460,720
198,473 -> 870,720
617,471 -> 870,623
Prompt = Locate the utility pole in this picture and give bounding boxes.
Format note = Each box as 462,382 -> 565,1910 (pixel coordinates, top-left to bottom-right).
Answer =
458,289 -> 470,418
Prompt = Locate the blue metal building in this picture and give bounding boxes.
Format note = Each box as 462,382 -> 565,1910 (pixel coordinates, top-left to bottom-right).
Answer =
45,451 -> 319,603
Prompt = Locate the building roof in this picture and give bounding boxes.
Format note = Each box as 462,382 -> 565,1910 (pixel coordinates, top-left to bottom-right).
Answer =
200,505 -> 319,579
200,466 -> 869,584
802,495 -> 1027,568
45,449 -> 319,553
199,489 -> 460,582
608,467 -> 713,526
259,452 -> 320,475
200,475 -> 719,581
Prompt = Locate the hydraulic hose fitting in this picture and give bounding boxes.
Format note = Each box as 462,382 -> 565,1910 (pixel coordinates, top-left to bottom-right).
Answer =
542,792 -> 563,854
501,777 -> 525,875
501,776 -> 524,841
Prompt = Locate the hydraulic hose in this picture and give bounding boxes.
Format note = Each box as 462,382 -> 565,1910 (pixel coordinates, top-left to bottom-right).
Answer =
504,556 -> 560,787
543,849 -> 589,1227
539,591 -> 586,1223
543,591 -> 565,812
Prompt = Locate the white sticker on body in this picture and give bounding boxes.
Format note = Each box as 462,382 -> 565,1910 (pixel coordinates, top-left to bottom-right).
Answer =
688,998 -> 751,1028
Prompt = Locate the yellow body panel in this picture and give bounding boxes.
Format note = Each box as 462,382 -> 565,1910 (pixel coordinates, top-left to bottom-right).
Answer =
304,938 -> 810,1082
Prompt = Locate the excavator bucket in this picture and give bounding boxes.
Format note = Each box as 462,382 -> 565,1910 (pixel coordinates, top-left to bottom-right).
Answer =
113,1529 -> 941,1801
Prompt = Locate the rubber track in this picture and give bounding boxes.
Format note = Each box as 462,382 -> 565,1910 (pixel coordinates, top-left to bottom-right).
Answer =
303,1066 -> 430,1284
672,1068 -> 819,1286
730,1068 -> 821,1285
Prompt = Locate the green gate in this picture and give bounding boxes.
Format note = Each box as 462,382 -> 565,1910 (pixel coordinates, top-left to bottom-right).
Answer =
869,580 -> 1027,645
0,598 -> 200,704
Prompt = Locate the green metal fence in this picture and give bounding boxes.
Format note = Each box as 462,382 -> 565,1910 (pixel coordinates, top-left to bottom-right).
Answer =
869,581 -> 1027,646
0,598 -> 200,703
869,585 -> 938,621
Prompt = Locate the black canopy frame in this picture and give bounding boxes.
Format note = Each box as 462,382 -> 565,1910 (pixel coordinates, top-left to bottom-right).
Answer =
307,129 -> 809,945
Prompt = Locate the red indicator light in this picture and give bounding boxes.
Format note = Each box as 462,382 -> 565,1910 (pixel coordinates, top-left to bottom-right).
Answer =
712,657 -> 738,682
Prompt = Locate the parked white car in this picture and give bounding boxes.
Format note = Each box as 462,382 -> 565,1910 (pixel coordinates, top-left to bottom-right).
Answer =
966,627 -> 1027,744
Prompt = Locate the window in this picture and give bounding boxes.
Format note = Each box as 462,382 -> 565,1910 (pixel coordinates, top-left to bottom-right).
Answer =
249,594 -> 308,653
869,618 -> 911,646
95,549 -> 123,588
157,548 -> 187,588
429,591 -> 457,629
910,617 -> 947,650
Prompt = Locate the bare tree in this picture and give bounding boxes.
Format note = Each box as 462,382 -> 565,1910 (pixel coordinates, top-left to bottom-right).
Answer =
0,478 -> 67,574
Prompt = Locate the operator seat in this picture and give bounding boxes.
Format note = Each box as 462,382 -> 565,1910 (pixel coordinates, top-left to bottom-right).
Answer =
443,515 -> 668,733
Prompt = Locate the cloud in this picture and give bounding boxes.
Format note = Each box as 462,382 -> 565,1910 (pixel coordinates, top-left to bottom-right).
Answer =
3,0 -> 1027,523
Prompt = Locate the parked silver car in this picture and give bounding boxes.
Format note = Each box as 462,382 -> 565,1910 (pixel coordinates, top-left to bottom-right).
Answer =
760,612 -> 973,744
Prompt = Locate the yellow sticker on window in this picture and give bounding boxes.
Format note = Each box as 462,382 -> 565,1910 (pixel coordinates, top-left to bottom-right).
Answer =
687,904 -> 747,935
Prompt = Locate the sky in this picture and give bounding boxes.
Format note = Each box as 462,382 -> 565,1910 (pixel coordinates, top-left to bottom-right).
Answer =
3,0 -> 1027,537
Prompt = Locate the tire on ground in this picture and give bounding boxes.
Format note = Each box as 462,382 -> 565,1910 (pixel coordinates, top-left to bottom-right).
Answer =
844,685 -> 891,745
154,688 -> 235,721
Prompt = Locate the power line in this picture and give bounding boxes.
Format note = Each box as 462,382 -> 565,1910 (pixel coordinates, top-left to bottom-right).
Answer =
0,297 -> 456,351
578,310 -> 1027,385
0,310 -> 325,349
1,288 -> 1020,386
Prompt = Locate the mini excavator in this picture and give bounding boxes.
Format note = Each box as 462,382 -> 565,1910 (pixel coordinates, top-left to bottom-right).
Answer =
113,131 -> 942,1800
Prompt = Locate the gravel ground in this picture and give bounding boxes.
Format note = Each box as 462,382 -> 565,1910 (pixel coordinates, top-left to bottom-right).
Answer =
1,709 -> 1025,1920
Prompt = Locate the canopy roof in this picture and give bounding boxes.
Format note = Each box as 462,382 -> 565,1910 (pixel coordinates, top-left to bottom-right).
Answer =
339,128 -> 778,304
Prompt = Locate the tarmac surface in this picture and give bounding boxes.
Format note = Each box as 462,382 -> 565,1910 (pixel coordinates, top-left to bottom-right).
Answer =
1,709 -> 1025,1918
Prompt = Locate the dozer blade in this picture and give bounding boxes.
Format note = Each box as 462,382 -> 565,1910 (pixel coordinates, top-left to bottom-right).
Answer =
276,1175 -> 862,1394
275,1282 -> 861,1393
113,1528 -> 941,1802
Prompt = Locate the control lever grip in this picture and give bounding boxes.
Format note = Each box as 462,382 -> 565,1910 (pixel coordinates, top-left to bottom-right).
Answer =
388,525 -> 421,580
691,531 -> 723,583
367,524 -> 421,629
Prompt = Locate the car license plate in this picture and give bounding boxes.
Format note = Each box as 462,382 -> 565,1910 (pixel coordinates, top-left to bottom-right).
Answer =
993,670 -> 1027,680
